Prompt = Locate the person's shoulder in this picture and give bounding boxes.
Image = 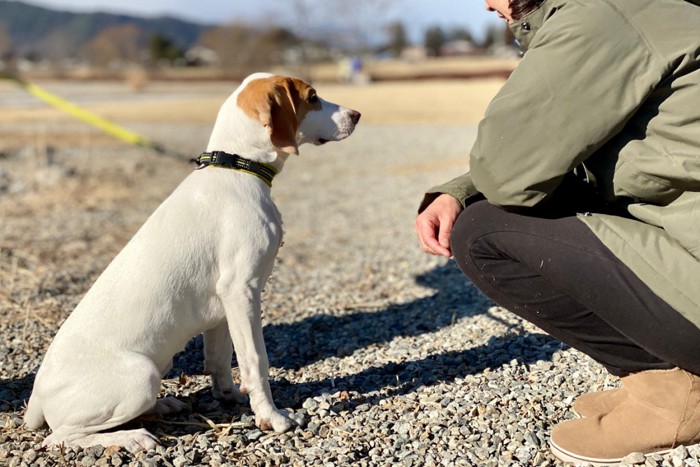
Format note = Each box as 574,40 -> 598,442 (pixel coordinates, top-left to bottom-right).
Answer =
545,0 -> 636,30
535,0 -> 652,47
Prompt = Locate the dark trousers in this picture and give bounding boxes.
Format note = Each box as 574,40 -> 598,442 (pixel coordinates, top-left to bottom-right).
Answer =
451,200 -> 700,377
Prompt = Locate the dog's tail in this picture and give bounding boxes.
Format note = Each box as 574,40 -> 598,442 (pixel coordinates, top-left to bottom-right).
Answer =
23,393 -> 46,429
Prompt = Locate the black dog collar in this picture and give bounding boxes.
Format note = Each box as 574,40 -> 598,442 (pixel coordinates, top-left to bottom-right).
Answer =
192,151 -> 278,187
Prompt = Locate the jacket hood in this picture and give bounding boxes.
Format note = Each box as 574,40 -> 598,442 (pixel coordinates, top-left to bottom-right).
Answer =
510,0 -> 700,50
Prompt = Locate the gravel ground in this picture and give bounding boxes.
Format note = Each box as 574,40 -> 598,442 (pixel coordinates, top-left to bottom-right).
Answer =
2,116 -> 700,467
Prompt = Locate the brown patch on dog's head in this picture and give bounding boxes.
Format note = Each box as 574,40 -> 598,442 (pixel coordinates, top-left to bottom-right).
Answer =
237,75 -> 322,155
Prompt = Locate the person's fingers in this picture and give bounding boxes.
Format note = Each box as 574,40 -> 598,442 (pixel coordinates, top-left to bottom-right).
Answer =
415,216 -> 451,257
437,214 -> 454,250
413,217 -> 434,253
415,194 -> 462,258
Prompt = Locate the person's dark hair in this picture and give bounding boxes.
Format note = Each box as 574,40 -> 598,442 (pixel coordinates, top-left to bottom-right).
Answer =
509,0 -> 545,20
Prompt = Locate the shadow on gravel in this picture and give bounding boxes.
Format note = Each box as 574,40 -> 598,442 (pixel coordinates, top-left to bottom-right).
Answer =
166,261 -> 563,409
169,261 -> 498,378
271,331 -> 561,409
264,260 -> 517,371
263,260 -> 562,407
0,374 -> 35,412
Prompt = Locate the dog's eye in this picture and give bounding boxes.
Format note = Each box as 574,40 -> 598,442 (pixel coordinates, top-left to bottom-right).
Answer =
308,93 -> 318,103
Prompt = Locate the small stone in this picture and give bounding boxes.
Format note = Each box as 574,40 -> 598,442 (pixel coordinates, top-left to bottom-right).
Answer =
622,452 -> 647,464
22,449 -> 38,463
246,429 -> 265,441
303,399 -> 319,412
89,445 -> 105,458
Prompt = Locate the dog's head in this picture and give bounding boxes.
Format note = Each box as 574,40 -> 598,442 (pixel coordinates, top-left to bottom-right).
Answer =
232,73 -> 361,156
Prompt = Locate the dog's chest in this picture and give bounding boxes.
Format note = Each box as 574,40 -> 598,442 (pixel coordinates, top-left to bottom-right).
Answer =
173,169 -> 285,263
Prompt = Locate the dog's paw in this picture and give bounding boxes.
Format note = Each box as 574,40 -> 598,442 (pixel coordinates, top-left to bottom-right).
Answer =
213,385 -> 248,405
256,409 -> 299,433
151,397 -> 187,415
120,428 -> 160,453
43,428 -> 159,453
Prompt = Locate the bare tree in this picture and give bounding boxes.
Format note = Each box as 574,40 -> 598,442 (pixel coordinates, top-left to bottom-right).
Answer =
0,23 -> 14,72
424,25 -> 446,57
0,24 -> 11,57
386,21 -> 408,58
197,23 -> 300,76
85,24 -> 146,68
198,23 -> 253,72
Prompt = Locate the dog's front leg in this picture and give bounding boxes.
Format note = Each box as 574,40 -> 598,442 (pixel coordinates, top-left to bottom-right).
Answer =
219,287 -> 297,433
204,322 -> 247,404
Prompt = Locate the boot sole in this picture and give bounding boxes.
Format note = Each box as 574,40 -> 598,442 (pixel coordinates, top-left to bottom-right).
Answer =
549,438 -> 672,466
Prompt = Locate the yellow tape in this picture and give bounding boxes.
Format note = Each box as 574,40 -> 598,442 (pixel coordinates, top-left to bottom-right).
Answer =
21,81 -> 156,149
1,72 -> 165,153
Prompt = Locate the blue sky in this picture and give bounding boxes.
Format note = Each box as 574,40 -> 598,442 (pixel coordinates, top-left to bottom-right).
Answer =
17,0 -> 503,42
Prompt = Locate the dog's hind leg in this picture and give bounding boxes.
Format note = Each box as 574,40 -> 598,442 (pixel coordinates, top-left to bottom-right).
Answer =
204,321 -> 247,404
41,352 -> 163,452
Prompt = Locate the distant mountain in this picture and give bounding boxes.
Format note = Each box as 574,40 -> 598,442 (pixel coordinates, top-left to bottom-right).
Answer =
0,0 -> 209,60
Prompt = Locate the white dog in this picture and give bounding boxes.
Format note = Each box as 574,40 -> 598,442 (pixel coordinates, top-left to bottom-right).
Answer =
24,73 -> 361,452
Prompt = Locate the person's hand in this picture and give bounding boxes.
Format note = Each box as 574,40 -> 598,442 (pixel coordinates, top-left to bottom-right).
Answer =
415,194 -> 463,258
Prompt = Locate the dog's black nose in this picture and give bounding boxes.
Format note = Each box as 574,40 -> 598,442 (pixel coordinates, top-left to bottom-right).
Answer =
349,110 -> 361,125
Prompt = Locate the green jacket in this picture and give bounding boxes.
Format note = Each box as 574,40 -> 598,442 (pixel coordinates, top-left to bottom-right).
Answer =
423,0 -> 700,328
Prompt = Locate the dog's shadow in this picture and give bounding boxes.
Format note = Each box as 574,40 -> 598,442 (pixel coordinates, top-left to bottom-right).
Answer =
169,261 -> 562,410
0,374 -> 35,414
263,260 -> 520,370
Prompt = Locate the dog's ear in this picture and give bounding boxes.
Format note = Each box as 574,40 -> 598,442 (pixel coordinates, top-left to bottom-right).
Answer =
237,77 -> 300,155
267,79 -> 300,155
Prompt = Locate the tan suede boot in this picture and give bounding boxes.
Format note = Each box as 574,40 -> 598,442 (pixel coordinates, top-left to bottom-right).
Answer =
550,368 -> 700,466
572,387 -> 626,418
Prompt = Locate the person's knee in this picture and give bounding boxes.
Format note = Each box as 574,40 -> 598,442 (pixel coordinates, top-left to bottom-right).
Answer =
451,200 -> 503,271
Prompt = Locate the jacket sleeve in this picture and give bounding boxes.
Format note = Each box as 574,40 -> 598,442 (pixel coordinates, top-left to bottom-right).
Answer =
470,3 -> 664,209
418,172 -> 479,213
